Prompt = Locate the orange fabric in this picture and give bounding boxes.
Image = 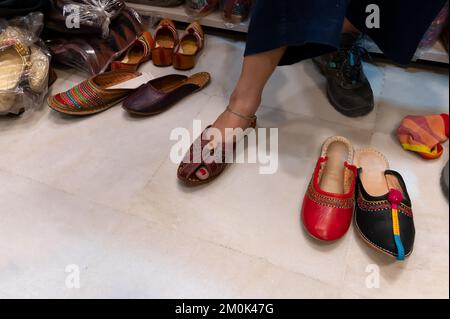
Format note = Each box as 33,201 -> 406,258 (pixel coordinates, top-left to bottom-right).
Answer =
397,113 -> 449,160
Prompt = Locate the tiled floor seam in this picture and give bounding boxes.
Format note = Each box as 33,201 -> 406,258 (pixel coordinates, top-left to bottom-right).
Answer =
134,214 -> 345,291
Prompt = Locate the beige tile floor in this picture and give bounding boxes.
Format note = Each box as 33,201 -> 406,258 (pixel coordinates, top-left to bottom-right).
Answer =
0,34 -> 448,299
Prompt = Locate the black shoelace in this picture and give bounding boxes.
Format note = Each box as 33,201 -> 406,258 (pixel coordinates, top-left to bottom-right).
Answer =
332,42 -> 371,87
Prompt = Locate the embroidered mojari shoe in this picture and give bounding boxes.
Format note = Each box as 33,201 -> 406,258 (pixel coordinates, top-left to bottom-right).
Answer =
173,21 -> 204,70
354,149 -> 415,261
47,70 -> 140,116
301,136 -> 357,241
111,31 -> 155,71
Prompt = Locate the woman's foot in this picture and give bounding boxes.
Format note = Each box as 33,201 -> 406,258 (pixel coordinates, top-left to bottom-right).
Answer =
194,100 -> 258,181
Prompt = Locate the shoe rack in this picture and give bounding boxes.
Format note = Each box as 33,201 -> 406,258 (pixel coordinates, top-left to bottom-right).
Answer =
126,2 -> 250,33
126,2 -> 449,64
363,37 -> 449,64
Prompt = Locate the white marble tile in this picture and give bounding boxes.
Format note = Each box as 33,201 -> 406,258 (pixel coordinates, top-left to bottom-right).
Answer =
374,65 -> 449,134
260,61 -> 383,131
126,95 -> 373,287
0,32 -> 448,299
0,170 -> 339,299
0,89 -> 210,212
79,216 -> 340,299
0,170 -> 127,298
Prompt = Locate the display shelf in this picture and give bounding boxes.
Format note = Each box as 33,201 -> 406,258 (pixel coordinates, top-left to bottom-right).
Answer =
125,2 -> 250,33
363,38 -> 449,64
126,2 -> 448,64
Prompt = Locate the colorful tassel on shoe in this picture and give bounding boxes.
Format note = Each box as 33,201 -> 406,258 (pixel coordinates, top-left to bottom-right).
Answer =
388,189 -> 405,261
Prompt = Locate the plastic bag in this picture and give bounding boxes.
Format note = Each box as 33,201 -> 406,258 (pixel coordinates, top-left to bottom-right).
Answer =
45,7 -> 146,75
0,12 -> 51,115
185,0 -> 219,17
220,0 -> 252,24
45,0 -> 125,39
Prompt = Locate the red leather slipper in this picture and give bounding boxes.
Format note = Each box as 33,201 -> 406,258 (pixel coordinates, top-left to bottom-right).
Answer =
301,136 -> 357,241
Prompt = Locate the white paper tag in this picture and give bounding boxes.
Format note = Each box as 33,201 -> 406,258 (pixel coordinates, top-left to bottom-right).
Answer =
108,72 -> 155,90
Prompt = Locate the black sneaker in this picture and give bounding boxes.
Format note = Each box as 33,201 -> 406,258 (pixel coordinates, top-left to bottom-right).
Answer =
313,33 -> 374,117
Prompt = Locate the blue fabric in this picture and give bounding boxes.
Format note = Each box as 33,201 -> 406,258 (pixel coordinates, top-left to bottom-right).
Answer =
244,0 -> 447,66
394,234 -> 406,261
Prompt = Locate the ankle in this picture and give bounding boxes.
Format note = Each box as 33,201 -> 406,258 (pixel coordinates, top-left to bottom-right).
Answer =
229,90 -> 261,116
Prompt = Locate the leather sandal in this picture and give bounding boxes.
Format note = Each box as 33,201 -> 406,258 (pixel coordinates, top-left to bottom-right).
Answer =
302,136 -> 357,241
111,31 -> 155,71
173,21 -> 204,70
152,18 -> 178,67
47,70 -> 140,116
354,148 -> 415,261
177,107 -> 257,186
123,72 -> 210,116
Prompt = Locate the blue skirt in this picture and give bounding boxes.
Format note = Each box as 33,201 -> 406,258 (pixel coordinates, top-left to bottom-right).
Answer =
244,0 -> 447,65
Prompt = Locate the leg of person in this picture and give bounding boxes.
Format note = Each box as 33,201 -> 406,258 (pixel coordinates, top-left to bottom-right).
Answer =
195,46 -> 287,181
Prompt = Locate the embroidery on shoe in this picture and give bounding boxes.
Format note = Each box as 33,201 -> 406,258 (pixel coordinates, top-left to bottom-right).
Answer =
357,191 -> 413,217
306,182 -> 354,209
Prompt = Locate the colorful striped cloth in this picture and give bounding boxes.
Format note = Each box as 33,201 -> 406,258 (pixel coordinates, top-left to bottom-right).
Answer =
397,113 -> 449,160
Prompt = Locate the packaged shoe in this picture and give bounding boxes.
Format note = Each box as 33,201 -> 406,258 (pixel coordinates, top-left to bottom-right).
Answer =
301,136 -> 357,241
0,13 -> 50,115
354,149 -> 415,261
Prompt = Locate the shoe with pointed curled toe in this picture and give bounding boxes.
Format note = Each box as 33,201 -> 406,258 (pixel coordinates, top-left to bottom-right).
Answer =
301,136 -> 357,241
354,149 -> 415,261
152,18 -> 179,67
173,21 -> 204,70
111,31 -> 154,71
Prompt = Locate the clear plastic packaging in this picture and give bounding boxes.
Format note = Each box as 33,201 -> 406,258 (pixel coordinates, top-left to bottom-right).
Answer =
220,0 -> 252,24
185,0 -> 219,18
45,0 -> 125,39
45,7 -> 146,75
0,12 -> 51,115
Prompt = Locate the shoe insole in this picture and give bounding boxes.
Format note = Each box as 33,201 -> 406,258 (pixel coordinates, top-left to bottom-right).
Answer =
121,43 -> 144,64
0,48 -> 24,91
154,72 -> 210,93
179,35 -> 198,55
355,149 -> 390,197
155,29 -> 175,49
319,142 -> 348,194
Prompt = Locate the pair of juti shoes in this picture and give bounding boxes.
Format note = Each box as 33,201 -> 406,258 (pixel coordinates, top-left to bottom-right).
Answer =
301,136 -> 415,261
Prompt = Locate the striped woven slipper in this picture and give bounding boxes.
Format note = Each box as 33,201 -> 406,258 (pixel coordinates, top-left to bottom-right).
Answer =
47,70 -> 140,116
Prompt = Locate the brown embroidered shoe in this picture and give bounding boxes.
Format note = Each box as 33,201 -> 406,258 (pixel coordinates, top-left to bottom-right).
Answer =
173,21 -> 204,70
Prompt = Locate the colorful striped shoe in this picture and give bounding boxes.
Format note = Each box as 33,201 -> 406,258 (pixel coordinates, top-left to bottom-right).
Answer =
47,70 -> 140,116
354,149 -> 415,261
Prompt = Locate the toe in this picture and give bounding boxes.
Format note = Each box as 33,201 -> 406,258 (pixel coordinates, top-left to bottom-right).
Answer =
195,166 -> 210,181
